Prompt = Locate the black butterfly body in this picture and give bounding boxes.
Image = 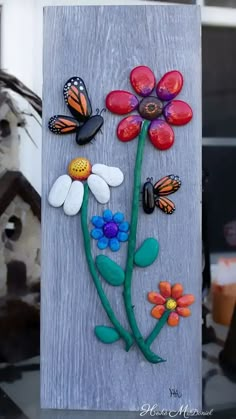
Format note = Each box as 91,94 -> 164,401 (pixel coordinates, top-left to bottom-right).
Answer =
48,76 -> 104,145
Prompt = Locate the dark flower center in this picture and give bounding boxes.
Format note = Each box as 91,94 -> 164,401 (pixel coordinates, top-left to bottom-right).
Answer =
138,96 -> 163,120
103,222 -> 118,238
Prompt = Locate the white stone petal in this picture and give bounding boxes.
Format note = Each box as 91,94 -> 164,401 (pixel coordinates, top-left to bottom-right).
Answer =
63,181 -> 84,216
92,164 -> 124,187
87,174 -> 110,204
48,175 -> 72,207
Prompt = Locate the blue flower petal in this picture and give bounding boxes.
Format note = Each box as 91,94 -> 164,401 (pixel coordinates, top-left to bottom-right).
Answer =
117,232 -> 129,242
103,209 -> 113,222
109,238 -> 120,252
97,237 -> 109,250
113,212 -> 124,224
91,216 -> 105,228
119,221 -> 129,232
91,228 -> 104,240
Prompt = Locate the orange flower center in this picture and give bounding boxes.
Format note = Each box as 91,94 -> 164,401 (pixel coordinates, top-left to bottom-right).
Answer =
68,157 -> 92,180
166,298 -> 177,310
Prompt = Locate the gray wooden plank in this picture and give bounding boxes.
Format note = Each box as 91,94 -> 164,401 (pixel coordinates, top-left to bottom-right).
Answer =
41,5 -> 202,411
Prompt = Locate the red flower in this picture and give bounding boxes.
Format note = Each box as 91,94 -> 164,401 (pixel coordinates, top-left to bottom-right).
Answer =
147,281 -> 195,327
106,66 -> 193,151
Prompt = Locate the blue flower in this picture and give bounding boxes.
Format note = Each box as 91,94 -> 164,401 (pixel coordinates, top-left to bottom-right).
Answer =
91,209 -> 129,252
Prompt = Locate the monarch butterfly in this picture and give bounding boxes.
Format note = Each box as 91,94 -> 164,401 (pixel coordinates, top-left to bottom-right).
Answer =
48,76 -> 104,145
142,175 -> 181,215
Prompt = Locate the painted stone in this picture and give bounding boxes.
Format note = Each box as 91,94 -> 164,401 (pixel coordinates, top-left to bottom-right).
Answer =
134,238 -> 159,267
142,180 -> 155,214
130,66 -> 155,97
156,70 -> 183,101
68,157 -> 92,180
48,175 -> 72,208
117,115 -> 142,142
96,255 -> 125,286
63,181 -> 84,216
148,120 -> 174,150
94,326 -> 120,344
87,174 -> 110,204
76,115 -> 103,145
163,100 -> 193,126
92,164 -> 124,187
138,96 -> 163,121
103,222 -> 119,239
106,90 -> 139,115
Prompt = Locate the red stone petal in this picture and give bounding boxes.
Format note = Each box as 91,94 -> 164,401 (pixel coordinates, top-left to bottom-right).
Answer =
176,307 -> 191,317
147,292 -> 166,305
171,283 -> 183,300
148,120 -> 174,150
159,281 -> 171,298
151,305 -> 165,319
117,115 -> 142,142
156,70 -> 183,101
177,294 -> 195,307
130,66 -> 156,97
168,312 -> 179,327
106,90 -> 139,115
163,100 -> 193,126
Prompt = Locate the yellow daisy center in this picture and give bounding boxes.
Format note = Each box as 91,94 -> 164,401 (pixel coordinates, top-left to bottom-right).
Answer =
68,157 -> 92,180
166,298 -> 177,311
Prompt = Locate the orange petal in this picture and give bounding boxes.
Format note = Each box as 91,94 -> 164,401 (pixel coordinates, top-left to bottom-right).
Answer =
147,292 -> 166,305
177,294 -> 195,307
151,305 -> 165,319
171,283 -> 183,300
168,312 -> 179,326
176,307 -> 191,317
159,281 -> 171,298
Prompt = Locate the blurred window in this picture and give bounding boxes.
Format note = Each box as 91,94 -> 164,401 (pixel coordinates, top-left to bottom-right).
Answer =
205,0 -> 236,7
202,26 -> 236,138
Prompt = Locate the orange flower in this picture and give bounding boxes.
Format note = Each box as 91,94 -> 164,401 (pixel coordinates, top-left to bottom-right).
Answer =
147,281 -> 195,327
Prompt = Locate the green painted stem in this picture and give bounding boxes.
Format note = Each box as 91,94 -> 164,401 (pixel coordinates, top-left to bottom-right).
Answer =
145,310 -> 170,347
81,183 -> 133,351
123,120 -> 165,364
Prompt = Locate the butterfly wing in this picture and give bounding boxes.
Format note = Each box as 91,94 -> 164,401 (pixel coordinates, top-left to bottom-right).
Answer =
155,196 -> 176,215
48,115 -> 80,135
63,77 -> 92,122
154,174 -> 181,196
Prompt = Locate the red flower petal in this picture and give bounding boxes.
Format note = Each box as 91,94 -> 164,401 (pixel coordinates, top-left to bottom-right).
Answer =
106,90 -> 139,115
147,292 -> 166,305
148,120 -> 174,150
156,70 -> 183,101
177,294 -> 195,307
151,305 -> 165,319
159,281 -> 171,298
168,312 -> 179,327
171,283 -> 183,300
163,100 -> 193,126
176,307 -> 191,317
117,115 -> 142,142
130,66 -> 156,97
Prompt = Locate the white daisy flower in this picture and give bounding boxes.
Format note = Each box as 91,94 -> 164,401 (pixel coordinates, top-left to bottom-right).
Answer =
48,157 -> 124,216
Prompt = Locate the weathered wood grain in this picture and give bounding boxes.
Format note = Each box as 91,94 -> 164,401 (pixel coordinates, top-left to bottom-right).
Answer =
42,5 -> 202,411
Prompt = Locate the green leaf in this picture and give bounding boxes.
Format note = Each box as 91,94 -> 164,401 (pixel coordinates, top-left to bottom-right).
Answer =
95,325 -> 120,344
134,238 -> 159,267
95,255 -> 125,286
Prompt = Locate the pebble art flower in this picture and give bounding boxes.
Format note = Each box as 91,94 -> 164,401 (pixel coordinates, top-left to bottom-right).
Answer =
48,157 -> 124,216
148,281 -> 195,326
106,66 -> 193,150
91,209 -> 129,252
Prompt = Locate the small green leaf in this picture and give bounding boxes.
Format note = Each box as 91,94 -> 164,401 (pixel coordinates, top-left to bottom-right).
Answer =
95,326 -> 120,344
96,255 -> 125,286
134,238 -> 159,267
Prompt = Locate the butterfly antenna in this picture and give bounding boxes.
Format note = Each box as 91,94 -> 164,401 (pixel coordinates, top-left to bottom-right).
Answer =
100,108 -> 106,116
95,108 -> 100,115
